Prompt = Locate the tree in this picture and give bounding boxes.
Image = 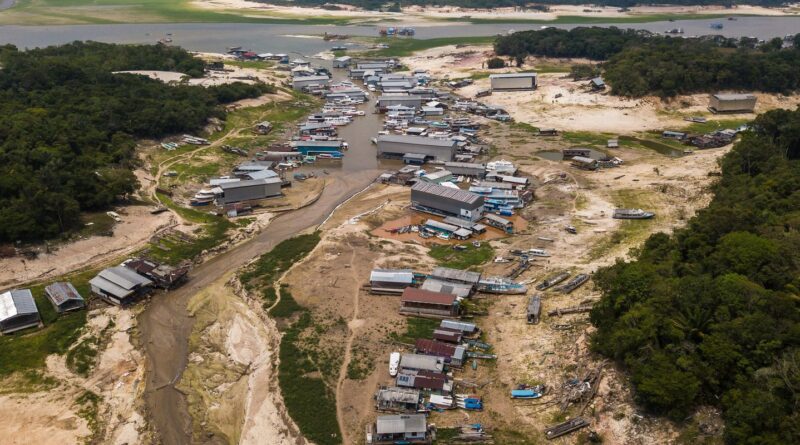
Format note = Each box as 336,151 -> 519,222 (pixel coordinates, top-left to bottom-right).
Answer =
486,57 -> 505,69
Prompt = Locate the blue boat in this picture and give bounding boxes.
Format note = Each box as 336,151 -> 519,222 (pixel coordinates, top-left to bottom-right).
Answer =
511,389 -> 542,399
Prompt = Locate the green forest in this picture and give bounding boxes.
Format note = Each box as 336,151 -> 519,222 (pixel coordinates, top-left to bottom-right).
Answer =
495,27 -> 800,97
255,0 -> 789,10
590,107 -> 800,444
0,42 -> 271,243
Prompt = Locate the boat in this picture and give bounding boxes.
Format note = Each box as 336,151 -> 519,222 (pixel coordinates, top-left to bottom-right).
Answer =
527,248 -> 550,258
613,208 -> 655,219
477,276 -> 527,295
665,28 -> 684,34
557,274 -> 590,294
710,22 -> 724,30
536,272 -> 571,291
316,152 -> 343,159
565,225 -> 577,234
303,155 -> 316,164
511,389 -> 543,399
389,352 -> 400,377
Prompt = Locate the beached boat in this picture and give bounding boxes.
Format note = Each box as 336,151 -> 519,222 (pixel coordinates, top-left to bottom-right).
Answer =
557,274 -> 590,294
477,276 -> 527,295
535,272 -> 571,291
613,209 -> 655,219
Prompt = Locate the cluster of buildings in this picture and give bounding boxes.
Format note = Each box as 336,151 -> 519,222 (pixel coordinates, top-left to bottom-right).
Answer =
0,258 -> 186,335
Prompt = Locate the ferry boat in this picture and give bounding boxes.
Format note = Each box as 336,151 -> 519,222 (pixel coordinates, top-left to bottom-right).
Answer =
613,208 -> 655,219
527,248 -> 550,258
477,276 -> 527,295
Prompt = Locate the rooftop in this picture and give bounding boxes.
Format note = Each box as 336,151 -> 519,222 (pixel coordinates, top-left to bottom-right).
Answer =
713,93 -> 756,100
45,282 -> 84,306
0,289 -> 37,321
401,287 -> 457,306
489,72 -> 537,79
376,414 -> 427,435
411,182 -> 482,205
430,266 -> 481,284
370,269 -> 414,284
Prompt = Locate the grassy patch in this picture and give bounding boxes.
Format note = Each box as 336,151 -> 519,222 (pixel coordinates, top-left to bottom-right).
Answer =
77,212 -> 116,238
682,118 -> 750,134
428,243 -> 494,270
363,36 -> 495,58
587,189 -> 657,261
455,12 -> 746,25
0,268 -> 98,382
278,310 -> 341,445
270,285 -> 304,319
240,232 -> 321,288
345,345 -> 374,380
75,390 -> 103,438
562,131 -> 616,147
150,193 -> 234,265
389,317 -> 440,344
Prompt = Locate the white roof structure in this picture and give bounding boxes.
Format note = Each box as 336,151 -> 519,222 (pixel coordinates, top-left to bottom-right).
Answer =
376,414 -> 427,435
489,72 -> 537,79
399,353 -> 444,373
245,169 -> 279,180
370,269 -> 414,284
0,289 -> 37,322
411,182 -> 482,206
430,266 -> 481,285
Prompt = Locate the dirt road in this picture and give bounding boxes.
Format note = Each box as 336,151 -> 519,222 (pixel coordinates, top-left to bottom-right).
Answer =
138,168 -> 382,444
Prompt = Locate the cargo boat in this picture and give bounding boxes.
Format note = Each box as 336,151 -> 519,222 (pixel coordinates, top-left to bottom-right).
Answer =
557,274 -> 590,294
536,272 -> 570,291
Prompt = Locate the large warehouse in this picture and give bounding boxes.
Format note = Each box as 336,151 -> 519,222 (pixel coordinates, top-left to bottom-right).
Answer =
0,289 -> 41,334
410,181 -> 484,221
218,178 -> 282,204
490,73 -> 537,91
376,95 -> 423,110
709,93 -> 757,113
377,135 -> 457,161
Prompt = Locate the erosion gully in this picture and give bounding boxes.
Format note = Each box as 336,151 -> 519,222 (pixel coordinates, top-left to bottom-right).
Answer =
138,82 -> 388,444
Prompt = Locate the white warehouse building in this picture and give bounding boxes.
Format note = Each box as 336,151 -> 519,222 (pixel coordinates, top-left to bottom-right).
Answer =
490,73 -> 537,91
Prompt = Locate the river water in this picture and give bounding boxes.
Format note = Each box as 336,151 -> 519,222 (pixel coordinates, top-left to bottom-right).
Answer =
1,16 -> 800,53
6,13 -> 796,445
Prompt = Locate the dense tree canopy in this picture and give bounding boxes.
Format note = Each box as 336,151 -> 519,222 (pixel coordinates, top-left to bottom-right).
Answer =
495,27 -> 800,97
0,42 -> 271,243
591,107 -> 800,444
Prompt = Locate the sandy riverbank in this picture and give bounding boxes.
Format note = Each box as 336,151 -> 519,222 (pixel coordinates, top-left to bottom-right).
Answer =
401,44 -> 800,133
191,0 -> 798,23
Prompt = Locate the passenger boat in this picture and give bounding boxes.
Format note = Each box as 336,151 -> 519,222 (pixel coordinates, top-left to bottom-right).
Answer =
477,276 -> 527,295
557,274 -> 590,294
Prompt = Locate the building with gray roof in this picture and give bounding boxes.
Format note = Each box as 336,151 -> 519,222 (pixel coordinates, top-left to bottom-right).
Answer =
399,353 -> 444,373
45,282 -> 85,313
371,414 -> 428,444
420,278 -> 473,299
218,178 -> 282,204
709,93 -> 757,113
490,72 -> 537,91
370,269 -> 415,295
378,135 -> 457,161
375,387 -> 422,413
89,266 -> 153,306
410,181 -> 484,221
0,289 -> 41,334
429,266 -> 481,286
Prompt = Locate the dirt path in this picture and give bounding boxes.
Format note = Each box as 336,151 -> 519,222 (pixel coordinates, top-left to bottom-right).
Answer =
334,249 -> 362,444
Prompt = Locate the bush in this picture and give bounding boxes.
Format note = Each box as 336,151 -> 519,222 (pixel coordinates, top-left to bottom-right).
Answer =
486,57 -> 505,69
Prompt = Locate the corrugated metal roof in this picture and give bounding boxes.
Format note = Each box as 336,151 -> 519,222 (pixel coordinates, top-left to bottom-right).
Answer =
376,387 -> 420,404
90,276 -> 130,299
411,181 -> 482,205
490,72 -> 537,79
98,266 -> 152,290
219,178 -> 277,190
424,219 -> 459,232
484,213 -> 511,225
421,278 -> 472,299
45,282 -> 84,306
440,319 -> 477,333
370,269 -> 414,284
415,338 -> 456,357
0,289 -> 37,321
245,170 -> 278,180
290,140 -> 343,148
401,288 -> 457,305
423,170 -> 453,181
713,93 -> 756,101
444,161 -> 485,170
430,266 -> 481,284
376,414 -> 427,434
379,134 -> 455,148
399,353 -> 444,372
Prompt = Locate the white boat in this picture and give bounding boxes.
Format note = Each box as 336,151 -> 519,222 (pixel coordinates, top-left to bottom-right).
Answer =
527,249 -> 550,257
389,352 -> 400,377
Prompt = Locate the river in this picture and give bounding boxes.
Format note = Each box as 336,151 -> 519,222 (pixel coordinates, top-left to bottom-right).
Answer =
6,13 -> 797,444
1,16 -> 800,54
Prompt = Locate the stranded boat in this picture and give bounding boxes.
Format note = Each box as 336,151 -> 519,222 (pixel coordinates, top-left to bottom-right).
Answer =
535,272 -> 571,291
477,276 -> 527,295
557,274 -> 590,294
613,209 -> 655,219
